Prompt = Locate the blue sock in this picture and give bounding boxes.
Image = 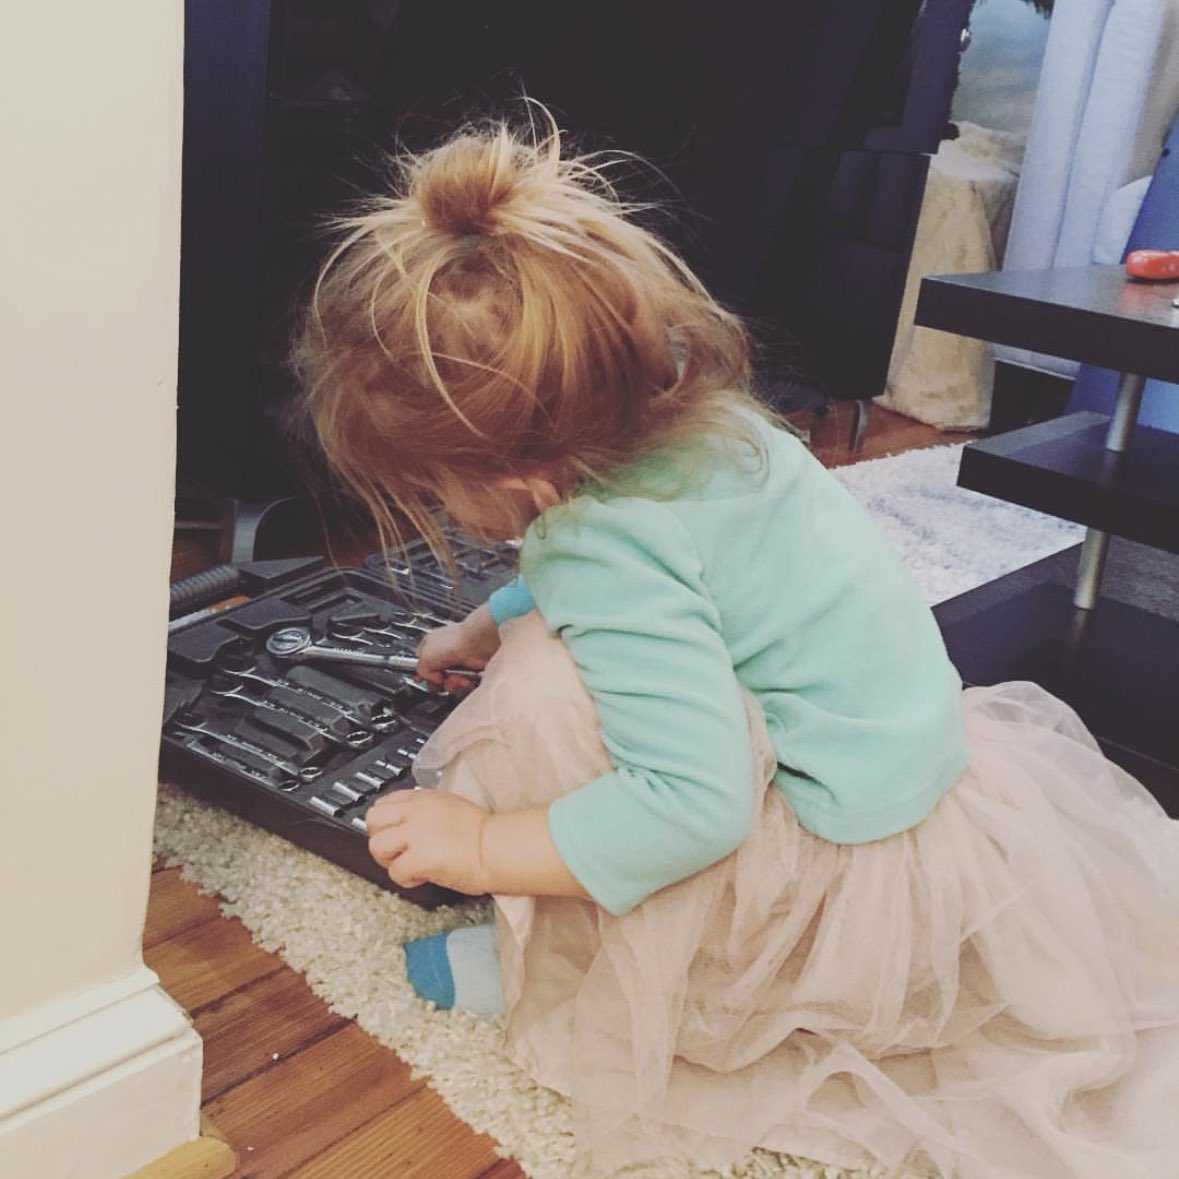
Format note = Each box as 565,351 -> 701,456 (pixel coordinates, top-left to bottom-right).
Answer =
404,923 -> 504,1017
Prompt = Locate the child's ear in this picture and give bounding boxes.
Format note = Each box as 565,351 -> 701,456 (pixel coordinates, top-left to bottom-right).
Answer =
494,475 -> 560,514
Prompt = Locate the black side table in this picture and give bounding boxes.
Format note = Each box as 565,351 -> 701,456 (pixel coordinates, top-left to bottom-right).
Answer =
915,265 -> 1179,813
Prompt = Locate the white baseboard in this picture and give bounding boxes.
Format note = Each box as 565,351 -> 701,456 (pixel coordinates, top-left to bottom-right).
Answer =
0,977 -> 202,1179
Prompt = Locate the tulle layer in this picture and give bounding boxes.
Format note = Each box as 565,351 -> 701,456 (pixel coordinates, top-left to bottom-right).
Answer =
418,614 -> 1179,1178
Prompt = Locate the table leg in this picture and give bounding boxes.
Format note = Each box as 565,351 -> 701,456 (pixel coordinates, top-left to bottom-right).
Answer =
1072,371 -> 1147,610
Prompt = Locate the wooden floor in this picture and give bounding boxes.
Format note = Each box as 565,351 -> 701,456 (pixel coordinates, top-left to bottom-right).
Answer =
153,404 -> 974,1178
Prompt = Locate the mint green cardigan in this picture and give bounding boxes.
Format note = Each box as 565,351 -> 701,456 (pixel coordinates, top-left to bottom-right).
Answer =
487,422 -> 968,915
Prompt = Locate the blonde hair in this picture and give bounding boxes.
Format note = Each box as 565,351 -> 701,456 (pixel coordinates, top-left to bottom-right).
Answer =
291,105 -> 774,557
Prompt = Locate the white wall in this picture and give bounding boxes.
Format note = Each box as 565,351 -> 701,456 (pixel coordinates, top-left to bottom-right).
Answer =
1,0 -> 179,1024
0,3 -> 201,1176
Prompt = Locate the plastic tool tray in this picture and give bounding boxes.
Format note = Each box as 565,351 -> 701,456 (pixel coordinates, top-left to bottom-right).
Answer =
160,534 -> 518,908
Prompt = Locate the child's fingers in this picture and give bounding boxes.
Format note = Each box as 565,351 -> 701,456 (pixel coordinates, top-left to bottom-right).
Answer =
372,837 -> 428,889
365,798 -> 431,885
368,824 -> 410,868
415,628 -> 459,676
415,664 -> 446,689
364,793 -> 407,829
385,852 -> 429,890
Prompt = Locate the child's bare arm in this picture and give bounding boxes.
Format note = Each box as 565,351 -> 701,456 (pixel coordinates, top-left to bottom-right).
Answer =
416,602 -> 502,692
480,806 -> 590,898
366,790 -> 589,899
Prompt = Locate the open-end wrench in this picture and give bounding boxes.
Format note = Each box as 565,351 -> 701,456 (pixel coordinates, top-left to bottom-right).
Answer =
327,609 -> 448,642
265,627 -> 481,681
207,680 -> 372,749
324,620 -> 382,646
325,622 -> 427,659
171,716 -> 321,785
386,604 -> 452,627
334,613 -> 445,642
212,661 -> 400,731
323,662 -> 437,699
174,736 -> 297,792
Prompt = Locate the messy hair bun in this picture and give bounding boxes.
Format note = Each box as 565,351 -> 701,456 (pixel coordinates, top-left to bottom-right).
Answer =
292,103 -> 769,559
413,131 -> 531,236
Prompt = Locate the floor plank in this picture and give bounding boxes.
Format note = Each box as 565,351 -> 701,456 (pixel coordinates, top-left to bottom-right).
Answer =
476,1159 -> 530,1179
202,1024 -> 424,1179
194,967 -> 350,1104
788,401 -> 975,468
124,1134 -> 237,1179
143,866 -> 224,950
285,1086 -> 504,1179
145,912 -> 284,1014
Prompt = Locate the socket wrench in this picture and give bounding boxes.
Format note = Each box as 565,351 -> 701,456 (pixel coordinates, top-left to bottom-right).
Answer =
265,627 -> 481,681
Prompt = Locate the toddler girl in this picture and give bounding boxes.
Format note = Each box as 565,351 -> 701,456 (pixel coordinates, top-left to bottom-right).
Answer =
292,111 -> 1179,1178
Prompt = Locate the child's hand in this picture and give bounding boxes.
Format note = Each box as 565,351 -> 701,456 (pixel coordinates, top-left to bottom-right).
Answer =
416,603 -> 501,694
366,789 -> 490,895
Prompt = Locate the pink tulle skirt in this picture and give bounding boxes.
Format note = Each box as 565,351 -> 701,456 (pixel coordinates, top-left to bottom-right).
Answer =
417,613 -> 1179,1178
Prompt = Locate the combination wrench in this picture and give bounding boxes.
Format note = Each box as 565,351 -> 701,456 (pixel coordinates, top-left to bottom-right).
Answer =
211,661 -> 401,731
326,610 -> 450,644
207,680 -> 373,749
171,716 -> 322,786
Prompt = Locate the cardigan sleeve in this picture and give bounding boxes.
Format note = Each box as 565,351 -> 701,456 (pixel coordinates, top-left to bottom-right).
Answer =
521,496 -> 755,915
486,575 -> 536,625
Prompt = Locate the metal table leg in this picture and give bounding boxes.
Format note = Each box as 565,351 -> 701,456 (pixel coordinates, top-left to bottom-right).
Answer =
1072,371 -> 1147,610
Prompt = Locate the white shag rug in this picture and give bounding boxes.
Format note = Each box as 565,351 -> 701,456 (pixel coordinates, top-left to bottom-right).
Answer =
154,443 -> 1085,1179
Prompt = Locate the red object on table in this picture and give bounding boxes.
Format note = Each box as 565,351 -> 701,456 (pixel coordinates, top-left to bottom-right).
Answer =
1125,249 -> 1179,280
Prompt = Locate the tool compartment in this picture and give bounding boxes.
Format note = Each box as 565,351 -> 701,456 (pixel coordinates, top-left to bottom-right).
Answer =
160,533 -> 519,908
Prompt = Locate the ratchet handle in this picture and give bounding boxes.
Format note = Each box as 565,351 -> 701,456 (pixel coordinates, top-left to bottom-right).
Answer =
317,648 -> 416,671
294,646 -> 481,680
264,626 -> 481,679
1125,249 -> 1179,281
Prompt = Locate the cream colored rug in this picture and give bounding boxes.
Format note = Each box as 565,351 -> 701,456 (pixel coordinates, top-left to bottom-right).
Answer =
154,443 -> 1084,1179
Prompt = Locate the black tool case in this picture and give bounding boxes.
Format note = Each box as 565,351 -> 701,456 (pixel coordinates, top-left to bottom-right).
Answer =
159,534 -> 519,908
